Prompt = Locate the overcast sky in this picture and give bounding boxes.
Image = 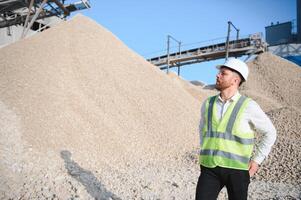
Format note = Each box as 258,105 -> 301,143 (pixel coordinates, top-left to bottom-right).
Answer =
77,0 -> 296,84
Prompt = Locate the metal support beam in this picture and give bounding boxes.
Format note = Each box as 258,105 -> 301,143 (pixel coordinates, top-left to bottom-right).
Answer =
166,34 -> 181,74
6,26 -> 11,35
21,0 -> 34,38
22,0 -> 48,38
177,41 -> 181,76
167,35 -> 170,74
225,21 -> 240,59
225,22 -> 231,59
236,29 -> 240,41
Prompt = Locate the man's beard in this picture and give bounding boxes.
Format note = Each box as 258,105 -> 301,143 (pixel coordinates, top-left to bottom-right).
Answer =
215,80 -> 230,91
215,80 -> 222,91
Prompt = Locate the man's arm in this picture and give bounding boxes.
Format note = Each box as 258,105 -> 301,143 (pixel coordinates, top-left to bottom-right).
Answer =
247,100 -> 277,175
199,101 -> 207,148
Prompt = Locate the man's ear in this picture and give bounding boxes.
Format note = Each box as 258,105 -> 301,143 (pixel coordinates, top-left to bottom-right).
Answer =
233,74 -> 241,86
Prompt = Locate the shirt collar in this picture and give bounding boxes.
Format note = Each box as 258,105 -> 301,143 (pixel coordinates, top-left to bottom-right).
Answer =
217,91 -> 241,103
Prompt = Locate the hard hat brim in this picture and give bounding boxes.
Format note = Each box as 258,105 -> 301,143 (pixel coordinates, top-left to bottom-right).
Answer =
216,65 -> 223,69
216,65 -> 245,81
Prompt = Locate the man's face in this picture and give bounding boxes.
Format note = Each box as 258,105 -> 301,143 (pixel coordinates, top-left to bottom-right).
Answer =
215,67 -> 237,90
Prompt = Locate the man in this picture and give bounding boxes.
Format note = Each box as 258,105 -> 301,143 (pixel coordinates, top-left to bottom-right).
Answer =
195,58 -> 276,200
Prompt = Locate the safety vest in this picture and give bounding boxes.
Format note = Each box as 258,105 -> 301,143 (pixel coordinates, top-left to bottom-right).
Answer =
199,95 -> 255,170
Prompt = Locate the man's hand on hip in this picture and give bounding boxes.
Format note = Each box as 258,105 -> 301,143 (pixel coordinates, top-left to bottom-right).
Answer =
248,160 -> 259,177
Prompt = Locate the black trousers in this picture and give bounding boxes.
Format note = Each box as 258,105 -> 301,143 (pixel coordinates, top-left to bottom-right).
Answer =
195,166 -> 250,200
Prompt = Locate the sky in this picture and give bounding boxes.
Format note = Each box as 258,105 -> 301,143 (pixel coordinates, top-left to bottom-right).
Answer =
75,0 -> 296,84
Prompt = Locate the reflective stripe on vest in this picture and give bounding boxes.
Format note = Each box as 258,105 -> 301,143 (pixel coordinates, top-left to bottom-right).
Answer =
206,131 -> 254,145
201,149 -> 250,164
200,95 -> 254,169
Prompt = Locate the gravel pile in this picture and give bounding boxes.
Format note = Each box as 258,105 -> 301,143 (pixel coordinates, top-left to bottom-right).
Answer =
242,53 -> 301,185
0,14 -> 300,199
241,53 -> 301,199
0,15 -> 200,199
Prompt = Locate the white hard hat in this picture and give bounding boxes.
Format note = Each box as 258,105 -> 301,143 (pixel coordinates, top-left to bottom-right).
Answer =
216,58 -> 249,81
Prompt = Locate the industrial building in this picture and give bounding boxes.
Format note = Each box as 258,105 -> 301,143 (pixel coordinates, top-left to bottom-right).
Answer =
265,0 -> 301,65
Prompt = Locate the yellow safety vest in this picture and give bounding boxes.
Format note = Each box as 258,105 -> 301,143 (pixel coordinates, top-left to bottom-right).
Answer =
199,95 -> 255,170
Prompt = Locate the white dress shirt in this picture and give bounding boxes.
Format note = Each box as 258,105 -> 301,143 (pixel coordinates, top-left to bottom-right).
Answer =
199,92 -> 277,164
